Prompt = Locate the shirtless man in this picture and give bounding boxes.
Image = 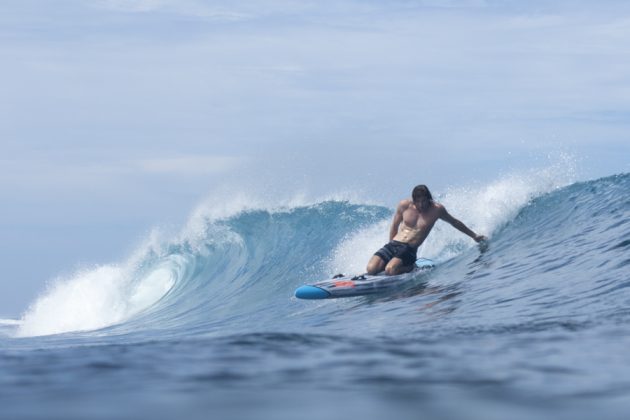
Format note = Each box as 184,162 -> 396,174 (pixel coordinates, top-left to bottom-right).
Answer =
366,185 -> 486,276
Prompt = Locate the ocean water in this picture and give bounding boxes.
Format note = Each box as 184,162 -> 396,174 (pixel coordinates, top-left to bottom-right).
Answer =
1,171 -> 629,420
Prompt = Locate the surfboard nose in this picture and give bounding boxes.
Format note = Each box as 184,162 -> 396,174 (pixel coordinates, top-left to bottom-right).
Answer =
295,285 -> 330,300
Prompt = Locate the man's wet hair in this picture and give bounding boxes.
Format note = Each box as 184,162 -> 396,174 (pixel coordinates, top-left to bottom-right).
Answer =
412,185 -> 433,204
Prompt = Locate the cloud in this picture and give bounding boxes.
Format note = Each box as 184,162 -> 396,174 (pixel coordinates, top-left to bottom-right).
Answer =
136,155 -> 246,175
92,0 -> 268,20
95,0 -> 168,13
0,155 -> 245,192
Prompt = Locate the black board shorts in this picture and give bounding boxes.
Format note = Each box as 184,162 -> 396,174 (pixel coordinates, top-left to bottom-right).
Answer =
374,241 -> 417,266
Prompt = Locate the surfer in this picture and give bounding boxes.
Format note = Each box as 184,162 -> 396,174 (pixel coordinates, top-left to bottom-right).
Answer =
366,185 -> 486,276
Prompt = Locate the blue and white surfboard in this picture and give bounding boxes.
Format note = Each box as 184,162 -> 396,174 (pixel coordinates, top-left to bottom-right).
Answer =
295,258 -> 435,299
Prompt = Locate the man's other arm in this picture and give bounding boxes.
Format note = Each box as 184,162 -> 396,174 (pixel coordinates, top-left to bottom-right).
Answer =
389,200 -> 406,241
438,205 -> 486,242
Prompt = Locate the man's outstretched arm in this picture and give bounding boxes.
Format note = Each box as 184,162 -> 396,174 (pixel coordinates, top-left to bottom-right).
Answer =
439,206 -> 486,242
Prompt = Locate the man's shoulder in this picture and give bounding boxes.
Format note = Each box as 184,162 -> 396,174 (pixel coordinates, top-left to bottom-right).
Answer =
398,198 -> 412,208
432,202 -> 446,214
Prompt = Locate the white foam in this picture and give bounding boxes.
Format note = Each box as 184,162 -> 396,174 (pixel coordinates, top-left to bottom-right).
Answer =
16,255 -> 178,338
329,158 -> 577,274
17,265 -> 129,337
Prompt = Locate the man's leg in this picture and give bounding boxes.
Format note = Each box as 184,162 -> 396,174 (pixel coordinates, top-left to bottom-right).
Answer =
366,255 -> 386,275
385,258 -> 414,276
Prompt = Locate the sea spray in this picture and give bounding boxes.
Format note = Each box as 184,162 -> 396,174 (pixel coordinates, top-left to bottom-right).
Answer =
329,160 -> 577,274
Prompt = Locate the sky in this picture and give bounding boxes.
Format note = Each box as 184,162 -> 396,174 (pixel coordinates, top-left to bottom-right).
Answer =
1,0 -> 629,316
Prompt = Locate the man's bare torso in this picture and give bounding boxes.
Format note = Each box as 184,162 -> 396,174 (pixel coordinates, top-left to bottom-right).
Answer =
392,199 -> 442,248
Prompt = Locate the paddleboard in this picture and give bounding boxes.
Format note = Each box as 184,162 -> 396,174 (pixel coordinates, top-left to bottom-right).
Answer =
295,258 -> 435,299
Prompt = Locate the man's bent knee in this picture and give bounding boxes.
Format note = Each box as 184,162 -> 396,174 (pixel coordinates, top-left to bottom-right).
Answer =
385,266 -> 398,276
366,256 -> 385,275
385,259 -> 402,276
366,263 -> 381,275
385,258 -> 414,275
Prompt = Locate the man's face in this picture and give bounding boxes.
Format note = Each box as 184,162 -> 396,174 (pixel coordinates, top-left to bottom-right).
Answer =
414,198 -> 428,210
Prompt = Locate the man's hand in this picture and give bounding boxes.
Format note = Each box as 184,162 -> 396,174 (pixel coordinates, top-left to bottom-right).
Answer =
473,234 -> 487,243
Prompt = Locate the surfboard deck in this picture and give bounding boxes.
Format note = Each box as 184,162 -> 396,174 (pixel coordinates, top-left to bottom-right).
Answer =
295,258 -> 435,299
